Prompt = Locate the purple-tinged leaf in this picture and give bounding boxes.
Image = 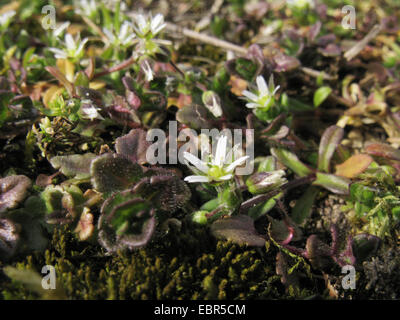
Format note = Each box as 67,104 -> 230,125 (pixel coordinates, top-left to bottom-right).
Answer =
318,125 -> 344,172
305,234 -> 333,269
134,168 -> 191,212
50,153 -> 97,179
273,53 -> 300,72
115,129 -> 151,165
98,190 -> 155,253
0,218 -> 19,260
318,44 -> 341,57
308,21 -> 322,43
210,215 -> 266,247
352,234 -> 381,263
316,34 -> 336,46
268,216 -> 302,244
335,237 -> 356,267
0,175 -> 32,213
365,142 -> 400,161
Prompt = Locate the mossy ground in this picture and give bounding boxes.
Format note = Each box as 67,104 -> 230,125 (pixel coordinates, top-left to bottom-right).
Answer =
0,221 -> 320,300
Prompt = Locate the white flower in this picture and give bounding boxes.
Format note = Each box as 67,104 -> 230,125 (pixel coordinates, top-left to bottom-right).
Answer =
183,135 -> 249,183
142,60 -> 154,82
0,10 -> 16,28
74,0 -> 97,18
242,75 -> 280,110
133,13 -> 166,38
287,0 -> 315,9
103,21 -> 136,47
49,33 -> 89,60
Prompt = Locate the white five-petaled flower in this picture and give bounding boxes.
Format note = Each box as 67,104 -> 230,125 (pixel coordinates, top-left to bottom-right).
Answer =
0,10 -> 16,29
49,33 -> 89,60
242,75 -> 280,110
103,21 -> 136,47
133,13 -> 166,38
183,135 -> 249,183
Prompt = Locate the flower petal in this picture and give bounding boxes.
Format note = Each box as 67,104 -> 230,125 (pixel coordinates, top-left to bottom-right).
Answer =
272,85 -> 280,95
213,135 -> 227,167
242,90 -> 259,102
184,175 -> 209,183
245,102 -> 259,109
183,152 -> 209,174
218,174 -> 233,181
65,34 -> 76,51
256,76 -> 269,95
225,155 -> 249,173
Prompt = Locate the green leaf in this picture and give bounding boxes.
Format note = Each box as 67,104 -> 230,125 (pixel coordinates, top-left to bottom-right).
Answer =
292,186 -> 319,225
271,148 -> 313,177
248,192 -> 283,220
313,86 -> 332,108
313,172 -> 350,195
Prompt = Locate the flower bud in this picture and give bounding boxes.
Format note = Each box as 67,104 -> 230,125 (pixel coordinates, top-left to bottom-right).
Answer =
246,170 -> 287,194
191,210 -> 209,225
202,91 -> 223,118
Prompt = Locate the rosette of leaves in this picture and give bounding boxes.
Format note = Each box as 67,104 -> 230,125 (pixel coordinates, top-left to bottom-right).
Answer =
98,189 -> 156,253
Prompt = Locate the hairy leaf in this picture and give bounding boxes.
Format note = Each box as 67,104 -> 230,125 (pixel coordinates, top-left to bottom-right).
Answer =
115,129 -> 151,165
90,154 -> 143,194
98,190 -> 155,253
176,104 -> 212,130
210,215 -> 266,247
0,175 -> 32,213
50,153 -> 97,179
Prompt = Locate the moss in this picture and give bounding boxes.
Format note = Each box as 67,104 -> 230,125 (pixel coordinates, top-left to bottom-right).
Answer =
0,221 -> 317,300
